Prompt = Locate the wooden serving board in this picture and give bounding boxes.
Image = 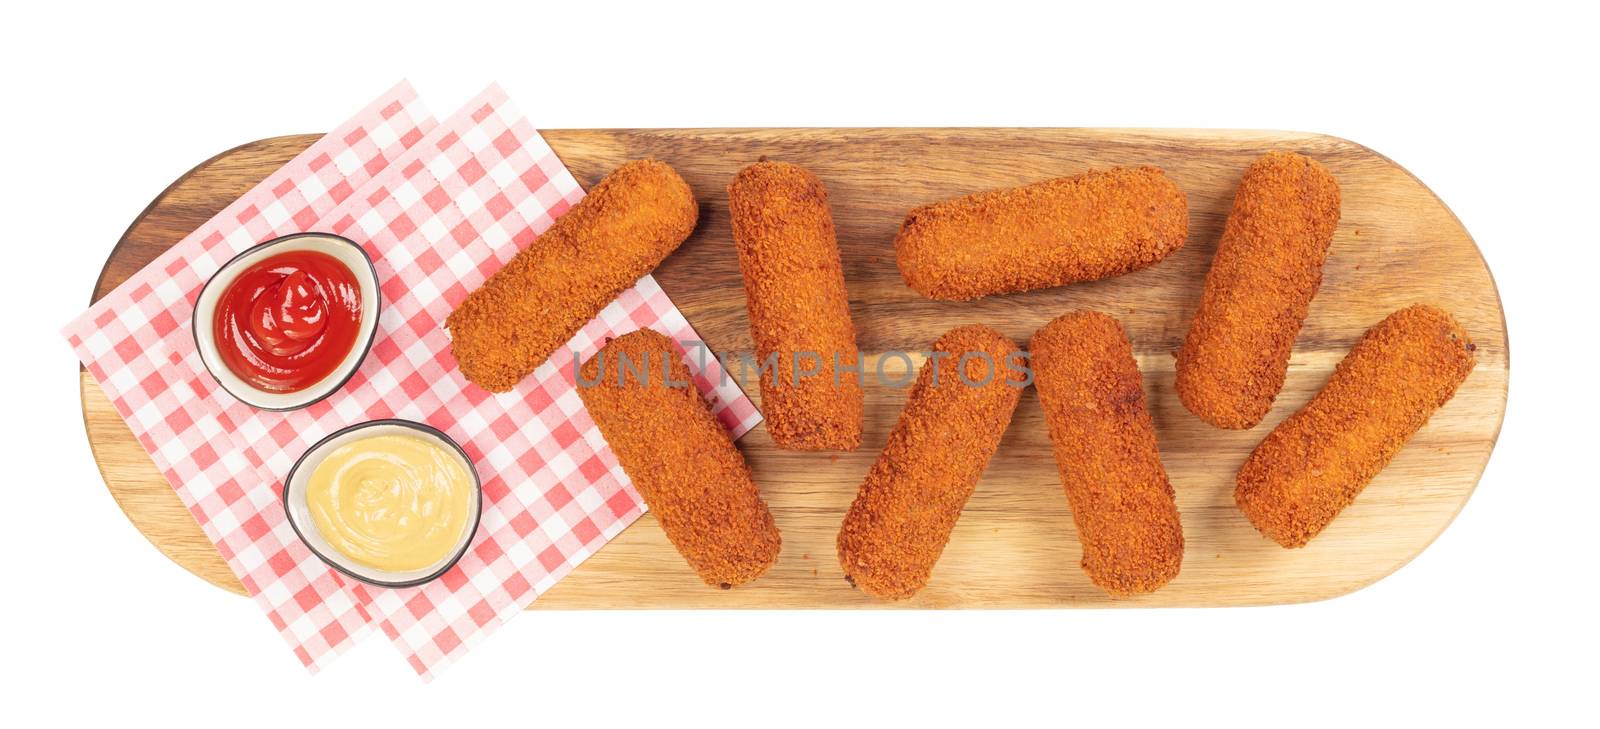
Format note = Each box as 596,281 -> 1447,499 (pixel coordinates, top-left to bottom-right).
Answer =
82,129 -> 1507,608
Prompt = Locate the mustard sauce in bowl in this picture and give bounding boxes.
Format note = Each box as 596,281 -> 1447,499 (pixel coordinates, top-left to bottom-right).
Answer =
284,420 -> 482,587
306,434 -> 475,573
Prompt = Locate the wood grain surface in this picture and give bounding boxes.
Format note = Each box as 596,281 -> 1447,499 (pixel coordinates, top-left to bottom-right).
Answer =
80,129 -> 1508,608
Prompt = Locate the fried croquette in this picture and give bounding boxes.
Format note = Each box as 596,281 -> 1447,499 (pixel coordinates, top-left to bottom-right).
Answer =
576,329 -> 780,587
1235,305 -> 1476,548
1031,311 -> 1184,595
447,160 -> 698,392
1176,151 -> 1341,429
893,167 -> 1188,300
727,161 -> 863,450
836,325 -> 1026,600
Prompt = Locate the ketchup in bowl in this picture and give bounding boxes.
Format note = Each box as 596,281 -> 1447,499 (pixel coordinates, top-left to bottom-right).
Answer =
212,250 -> 363,393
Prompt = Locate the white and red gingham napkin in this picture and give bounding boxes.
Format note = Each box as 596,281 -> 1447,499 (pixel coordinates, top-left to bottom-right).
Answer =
64,82 -> 759,679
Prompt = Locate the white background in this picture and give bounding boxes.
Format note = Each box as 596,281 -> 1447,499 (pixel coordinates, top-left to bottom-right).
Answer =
4,1 -> 1595,725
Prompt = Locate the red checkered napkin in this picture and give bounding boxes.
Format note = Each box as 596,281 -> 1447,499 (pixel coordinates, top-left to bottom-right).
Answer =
275,84 -> 758,678
65,81 -> 435,671
66,82 -> 761,679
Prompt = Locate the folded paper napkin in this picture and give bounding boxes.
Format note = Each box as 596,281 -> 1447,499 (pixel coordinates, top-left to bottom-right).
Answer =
63,81 -> 759,679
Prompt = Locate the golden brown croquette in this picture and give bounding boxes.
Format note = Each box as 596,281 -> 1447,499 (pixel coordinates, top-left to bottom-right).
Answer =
836,324 -> 1025,600
447,160 -> 698,392
1031,311 -> 1184,596
727,161 -> 863,450
893,167 -> 1188,300
1235,305 -> 1476,548
1176,151 -> 1341,429
577,329 -> 780,587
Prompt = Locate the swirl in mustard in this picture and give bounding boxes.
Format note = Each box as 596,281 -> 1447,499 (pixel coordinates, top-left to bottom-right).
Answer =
305,434 -> 474,573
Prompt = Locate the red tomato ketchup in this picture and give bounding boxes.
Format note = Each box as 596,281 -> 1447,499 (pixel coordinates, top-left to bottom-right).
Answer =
212,250 -> 363,393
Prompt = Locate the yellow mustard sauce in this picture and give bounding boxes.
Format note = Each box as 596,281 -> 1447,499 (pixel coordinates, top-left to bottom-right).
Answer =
305,433 -> 474,573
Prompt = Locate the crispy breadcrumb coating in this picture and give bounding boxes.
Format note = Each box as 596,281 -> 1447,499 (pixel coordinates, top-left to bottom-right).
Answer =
1031,311 -> 1184,596
836,325 -> 1025,600
727,161 -> 863,450
1236,305 -> 1476,548
577,329 -> 780,588
447,159 -> 698,392
893,167 -> 1188,300
1176,151 -> 1341,429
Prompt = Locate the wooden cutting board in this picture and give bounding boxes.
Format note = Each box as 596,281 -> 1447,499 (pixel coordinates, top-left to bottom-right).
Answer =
81,129 -> 1508,608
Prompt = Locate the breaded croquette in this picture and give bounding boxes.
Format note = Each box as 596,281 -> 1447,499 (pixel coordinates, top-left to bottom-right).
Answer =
577,329 -> 780,587
447,160 -> 698,392
893,167 -> 1188,300
1236,305 -> 1476,548
1176,151 -> 1341,429
836,325 -> 1025,600
1031,311 -> 1184,595
727,161 -> 863,450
